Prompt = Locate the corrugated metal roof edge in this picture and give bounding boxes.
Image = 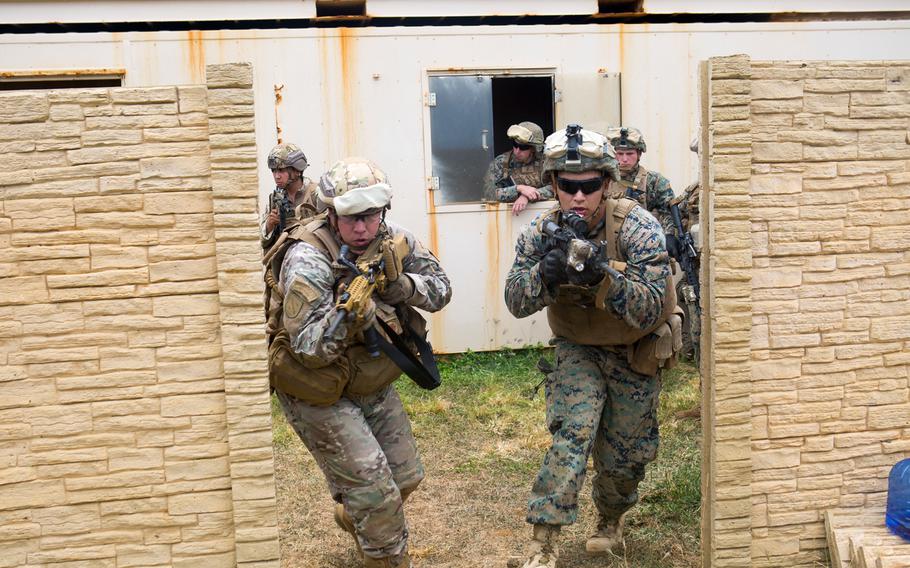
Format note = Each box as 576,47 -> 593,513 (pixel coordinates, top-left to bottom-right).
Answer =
2,10 -> 910,35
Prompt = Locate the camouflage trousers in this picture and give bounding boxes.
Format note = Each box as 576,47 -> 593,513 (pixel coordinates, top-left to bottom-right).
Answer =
527,338 -> 661,526
276,385 -> 424,561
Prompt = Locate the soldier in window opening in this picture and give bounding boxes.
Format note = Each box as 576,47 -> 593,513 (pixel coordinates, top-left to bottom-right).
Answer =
482,121 -> 554,215
268,158 -> 452,568
260,142 -> 320,249
605,127 -> 680,258
504,125 -> 682,568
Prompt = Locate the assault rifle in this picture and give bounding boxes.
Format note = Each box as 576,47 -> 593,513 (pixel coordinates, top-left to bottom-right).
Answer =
325,245 -> 384,357
540,212 -> 623,282
262,188 -> 288,249
670,203 -> 701,318
325,240 -> 443,390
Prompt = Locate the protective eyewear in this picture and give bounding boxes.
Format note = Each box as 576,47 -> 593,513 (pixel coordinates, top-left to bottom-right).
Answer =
512,141 -> 533,151
337,210 -> 383,225
556,177 -> 604,195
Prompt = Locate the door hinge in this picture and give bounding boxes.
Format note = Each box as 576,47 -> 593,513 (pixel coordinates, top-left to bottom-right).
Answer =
428,92 -> 437,107
429,176 -> 440,191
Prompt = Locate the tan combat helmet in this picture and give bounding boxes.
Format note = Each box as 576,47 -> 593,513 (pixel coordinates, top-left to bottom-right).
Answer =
507,121 -> 545,153
267,143 -> 309,172
317,157 -> 393,216
606,126 -> 647,153
542,124 -> 620,181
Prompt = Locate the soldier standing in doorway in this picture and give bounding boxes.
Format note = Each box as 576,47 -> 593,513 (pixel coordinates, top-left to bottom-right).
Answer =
483,121 -> 554,215
505,125 -> 682,568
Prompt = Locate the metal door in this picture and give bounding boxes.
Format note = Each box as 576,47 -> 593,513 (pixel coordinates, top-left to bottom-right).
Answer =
428,75 -> 494,205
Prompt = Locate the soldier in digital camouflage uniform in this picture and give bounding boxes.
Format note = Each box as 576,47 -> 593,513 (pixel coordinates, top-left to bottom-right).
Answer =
504,125 -> 677,568
483,121 -> 554,216
272,157 -> 451,568
260,142 -> 320,249
605,126 -> 681,257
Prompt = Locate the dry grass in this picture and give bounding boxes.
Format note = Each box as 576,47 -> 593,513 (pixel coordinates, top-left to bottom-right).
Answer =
272,349 -> 701,568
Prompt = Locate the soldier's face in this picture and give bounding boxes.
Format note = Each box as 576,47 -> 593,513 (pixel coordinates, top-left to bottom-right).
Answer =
615,148 -> 640,172
272,167 -> 291,188
331,210 -> 383,253
511,141 -> 534,164
556,171 -> 606,225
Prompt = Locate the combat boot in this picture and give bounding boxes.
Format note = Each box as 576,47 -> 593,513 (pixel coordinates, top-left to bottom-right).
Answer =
334,504 -> 362,558
585,513 -> 626,555
362,552 -> 410,568
521,524 -> 560,568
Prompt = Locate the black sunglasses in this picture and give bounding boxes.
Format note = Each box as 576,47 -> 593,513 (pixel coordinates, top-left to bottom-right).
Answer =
512,141 -> 533,151
556,177 -> 604,195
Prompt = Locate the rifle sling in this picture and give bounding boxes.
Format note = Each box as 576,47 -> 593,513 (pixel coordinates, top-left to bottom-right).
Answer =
372,317 -> 441,390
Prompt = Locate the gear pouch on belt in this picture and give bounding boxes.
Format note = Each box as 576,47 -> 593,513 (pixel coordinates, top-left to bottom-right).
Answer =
268,328 -> 348,406
628,310 -> 684,376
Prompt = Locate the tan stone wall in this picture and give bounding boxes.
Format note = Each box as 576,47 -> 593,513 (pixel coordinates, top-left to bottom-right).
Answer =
0,63 -> 279,567
704,55 -> 910,567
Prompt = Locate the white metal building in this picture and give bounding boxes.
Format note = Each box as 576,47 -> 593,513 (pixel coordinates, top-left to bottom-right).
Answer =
2,0 -> 909,353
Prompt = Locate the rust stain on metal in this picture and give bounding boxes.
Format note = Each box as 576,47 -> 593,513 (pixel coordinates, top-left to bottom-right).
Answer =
186,30 -> 206,84
339,27 -> 356,155
485,207 -> 503,342
274,83 -> 285,143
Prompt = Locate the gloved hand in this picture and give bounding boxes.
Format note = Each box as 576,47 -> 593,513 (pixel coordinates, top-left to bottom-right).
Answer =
379,274 -> 415,305
539,249 -> 569,290
338,297 -> 376,339
665,234 -> 682,261
567,261 -> 605,286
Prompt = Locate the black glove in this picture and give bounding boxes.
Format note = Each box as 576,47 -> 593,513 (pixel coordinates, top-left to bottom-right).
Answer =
567,261 -> 605,286
539,249 -> 569,290
666,234 -> 682,261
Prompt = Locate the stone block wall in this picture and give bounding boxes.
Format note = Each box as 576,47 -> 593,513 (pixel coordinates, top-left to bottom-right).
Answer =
0,63 -> 279,567
703,55 -> 910,567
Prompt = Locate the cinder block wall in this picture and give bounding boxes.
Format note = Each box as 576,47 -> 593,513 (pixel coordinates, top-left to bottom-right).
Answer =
703,55 -> 910,567
0,63 -> 279,567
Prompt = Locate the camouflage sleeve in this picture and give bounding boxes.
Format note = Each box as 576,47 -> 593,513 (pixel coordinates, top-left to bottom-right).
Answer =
601,207 -> 671,330
279,241 -> 351,364
535,180 -> 554,201
483,154 -> 520,202
385,222 -> 452,312
260,188 -> 277,244
647,172 -> 677,236
504,217 -> 554,318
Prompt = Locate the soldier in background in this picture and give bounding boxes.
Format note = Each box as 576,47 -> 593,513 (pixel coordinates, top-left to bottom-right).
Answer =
483,121 -> 554,215
261,142 -> 319,249
606,127 -> 680,257
505,125 -> 680,568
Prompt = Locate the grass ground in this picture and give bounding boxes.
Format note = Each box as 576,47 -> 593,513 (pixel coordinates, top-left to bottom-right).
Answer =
272,348 -> 702,567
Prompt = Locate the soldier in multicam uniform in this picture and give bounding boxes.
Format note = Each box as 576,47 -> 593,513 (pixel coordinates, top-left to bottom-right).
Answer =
483,121 -> 554,215
260,142 -> 319,249
271,157 -> 451,568
504,125 -> 679,568
605,126 -> 680,256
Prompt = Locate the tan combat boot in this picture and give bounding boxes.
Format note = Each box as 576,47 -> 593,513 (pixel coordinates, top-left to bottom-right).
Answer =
521,524 -> 560,568
334,503 -> 363,558
362,552 -> 410,568
585,513 -> 626,555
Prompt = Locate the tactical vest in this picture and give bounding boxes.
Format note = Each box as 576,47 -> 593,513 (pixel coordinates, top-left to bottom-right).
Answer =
263,217 -> 424,405
615,165 -> 651,210
541,198 -> 682,374
503,151 -> 544,188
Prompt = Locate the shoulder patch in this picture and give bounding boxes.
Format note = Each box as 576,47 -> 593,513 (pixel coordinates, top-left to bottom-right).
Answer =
284,279 -> 319,318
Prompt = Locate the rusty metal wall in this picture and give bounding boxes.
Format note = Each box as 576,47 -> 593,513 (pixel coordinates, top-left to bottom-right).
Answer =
2,21 -> 910,352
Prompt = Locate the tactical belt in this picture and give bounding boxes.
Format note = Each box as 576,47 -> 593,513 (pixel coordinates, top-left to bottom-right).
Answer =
373,317 -> 441,390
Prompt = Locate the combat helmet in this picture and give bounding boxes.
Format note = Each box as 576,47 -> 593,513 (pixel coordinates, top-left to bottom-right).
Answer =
542,124 -> 620,181
267,143 -> 309,172
507,121 -> 545,152
605,126 -> 647,153
317,157 -> 392,216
